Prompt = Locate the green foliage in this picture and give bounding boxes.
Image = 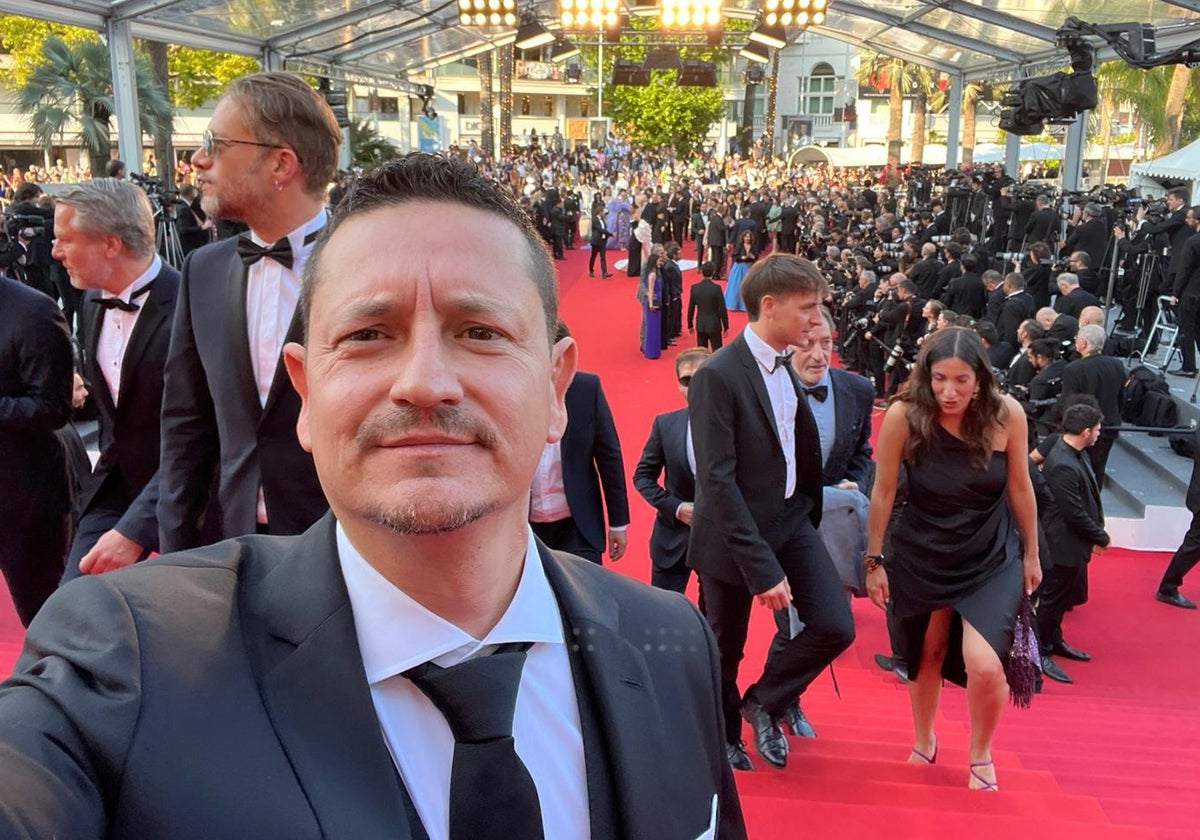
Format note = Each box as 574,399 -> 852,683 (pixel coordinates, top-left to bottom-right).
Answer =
349,119 -> 399,169
17,36 -> 173,162
168,46 -> 260,109
0,15 -> 94,87
607,70 -> 725,155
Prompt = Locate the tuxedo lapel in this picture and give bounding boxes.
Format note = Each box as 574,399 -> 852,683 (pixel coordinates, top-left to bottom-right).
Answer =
223,248 -> 262,422
732,335 -> 781,454
118,268 -> 175,408
261,302 -> 304,420
539,545 -> 685,838
247,515 -> 412,840
83,293 -> 116,416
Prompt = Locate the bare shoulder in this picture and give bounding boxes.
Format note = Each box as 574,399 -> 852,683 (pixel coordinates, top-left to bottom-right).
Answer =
881,399 -> 911,429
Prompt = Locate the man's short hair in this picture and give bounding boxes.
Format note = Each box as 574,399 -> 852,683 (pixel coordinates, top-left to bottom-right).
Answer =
55,178 -> 155,258
975,320 -> 999,345
944,242 -> 962,260
1019,319 -> 1045,342
1084,203 -> 1103,219
981,269 -> 1002,288
921,242 -> 937,257
898,278 -> 917,296
104,159 -> 126,178
739,253 -> 828,321
817,304 -> 836,333
1036,194 -> 1050,207
675,346 -> 711,377
300,153 -> 557,345
221,72 -> 343,196
1028,338 -> 1058,360
860,269 -> 877,285
1062,402 -> 1104,434
1057,272 -> 1080,289
1071,250 -> 1090,268
1168,186 -> 1191,204
701,261 -> 715,278
1030,241 -> 1051,260
1004,271 -> 1026,290
1077,323 -> 1106,352
13,182 -> 41,203
961,253 -> 979,272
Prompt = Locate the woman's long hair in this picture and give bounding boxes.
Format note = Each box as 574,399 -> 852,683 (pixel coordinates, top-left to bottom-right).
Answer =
899,326 -> 1007,469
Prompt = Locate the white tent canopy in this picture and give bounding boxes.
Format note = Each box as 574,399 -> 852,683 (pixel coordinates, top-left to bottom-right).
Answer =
1129,137 -> 1200,200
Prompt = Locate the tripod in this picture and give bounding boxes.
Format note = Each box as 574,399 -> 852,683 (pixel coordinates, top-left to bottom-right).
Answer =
154,200 -> 185,270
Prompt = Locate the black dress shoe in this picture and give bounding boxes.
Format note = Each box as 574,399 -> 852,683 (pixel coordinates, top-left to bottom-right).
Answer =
893,662 -> 910,683
602,273 -> 613,278
873,653 -> 895,673
740,697 -> 788,768
1041,655 -> 1073,684
725,740 -> 753,771
1157,589 -> 1198,609
1169,368 -> 1199,378
1051,641 -> 1091,662
782,700 -> 817,738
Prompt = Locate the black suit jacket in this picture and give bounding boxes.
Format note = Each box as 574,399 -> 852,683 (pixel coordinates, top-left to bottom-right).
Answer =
942,272 -> 987,319
1170,230 -> 1200,299
688,278 -> 729,334
908,257 -> 943,299
1062,217 -> 1108,270
558,372 -> 630,555
687,333 -> 823,592
158,236 -> 328,552
0,276 -> 73,520
1024,207 -> 1057,246
1060,353 -> 1126,428
633,408 -> 695,570
78,262 -> 180,549
997,291 -> 1037,348
822,368 -> 874,489
0,515 -> 744,839
1042,442 -> 1108,567
705,214 -> 727,248
1045,315 -> 1079,348
1141,208 -> 1192,281
1054,287 -> 1101,319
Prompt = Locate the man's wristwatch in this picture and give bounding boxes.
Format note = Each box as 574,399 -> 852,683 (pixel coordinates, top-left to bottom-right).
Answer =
863,553 -> 885,572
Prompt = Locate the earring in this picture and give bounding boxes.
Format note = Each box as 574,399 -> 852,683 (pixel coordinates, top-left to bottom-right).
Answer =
275,182 -> 283,192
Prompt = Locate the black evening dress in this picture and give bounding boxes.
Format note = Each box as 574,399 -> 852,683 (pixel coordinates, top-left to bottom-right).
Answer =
888,424 -> 1023,686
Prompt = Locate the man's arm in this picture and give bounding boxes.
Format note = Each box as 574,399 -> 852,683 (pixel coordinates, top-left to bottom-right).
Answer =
590,378 -> 630,548
156,254 -> 220,553
632,416 -> 685,519
842,379 -> 875,489
0,293 -> 72,434
1045,460 -> 1110,547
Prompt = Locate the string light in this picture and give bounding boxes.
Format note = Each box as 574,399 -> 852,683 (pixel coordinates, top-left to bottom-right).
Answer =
498,42 -> 513,154
479,49 -> 495,158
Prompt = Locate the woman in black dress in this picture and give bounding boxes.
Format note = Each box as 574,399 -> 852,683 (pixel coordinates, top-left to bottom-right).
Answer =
865,327 -> 1040,791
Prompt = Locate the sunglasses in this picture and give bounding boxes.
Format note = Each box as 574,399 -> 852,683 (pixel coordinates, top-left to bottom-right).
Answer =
200,129 -> 286,157
678,375 -> 693,387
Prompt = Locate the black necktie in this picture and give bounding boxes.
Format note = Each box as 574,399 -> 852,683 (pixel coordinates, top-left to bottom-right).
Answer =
772,350 -> 795,372
96,281 -> 154,313
404,643 -> 544,840
803,384 -> 829,402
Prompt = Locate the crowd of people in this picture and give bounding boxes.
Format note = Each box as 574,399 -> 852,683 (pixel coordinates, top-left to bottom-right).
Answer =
1,68 -> 1199,838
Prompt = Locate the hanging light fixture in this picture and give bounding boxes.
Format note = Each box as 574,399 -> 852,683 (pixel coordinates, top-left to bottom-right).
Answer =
514,12 -> 555,49
550,36 -> 581,62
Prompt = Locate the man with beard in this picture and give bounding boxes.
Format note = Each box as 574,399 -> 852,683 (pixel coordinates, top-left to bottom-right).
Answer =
158,71 -> 341,551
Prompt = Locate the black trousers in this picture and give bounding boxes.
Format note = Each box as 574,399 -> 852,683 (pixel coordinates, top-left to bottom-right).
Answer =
696,329 -> 723,351
1177,295 -> 1200,372
651,554 -> 702,611
1,507 -> 69,627
1087,430 -> 1117,487
530,516 -> 600,564
1035,563 -> 1085,651
700,516 -> 855,742
1161,507 -> 1200,593
588,241 -> 608,275
709,246 -> 725,279
695,235 -> 705,266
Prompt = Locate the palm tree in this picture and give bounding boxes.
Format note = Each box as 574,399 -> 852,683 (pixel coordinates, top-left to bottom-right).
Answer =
856,52 -> 941,167
909,66 -> 939,165
18,36 -> 172,169
349,119 -> 399,169
1156,64 -> 1191,158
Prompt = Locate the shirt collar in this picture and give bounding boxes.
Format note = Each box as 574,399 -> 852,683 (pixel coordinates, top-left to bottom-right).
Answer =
337,522 -> 564,685
248,208 -> 327,267
103,253 -> 161,303
744,324 -> 786,376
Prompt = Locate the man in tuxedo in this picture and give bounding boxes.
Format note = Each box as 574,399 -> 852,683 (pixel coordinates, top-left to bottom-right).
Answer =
1157,424 -> 1200,609
1024,194 -> 1058,248
706,208 -> 728,279
779,199 -> 800,254
1060,324 -> 1125,484
587,201 -> 612,278
663,241 -> 685,345
1060,203 -> 1108,271
941,252 -> 986,320
530,322 -> 630,565
692,199 -> 710,265
158,71 -> 341,552
932,241 -> 962,302
1038,401 -> 1109,684
0,154 -> 745,840
996,271 -> 1037,348
50,180 -> 180,582
908,242 -> 943,300
1037,307 -> 1080,354
633,348 -> 711,594
0,275 -> 73,626
689,261 -> 729,350
1067,251 -> 1102,297
689,254 -> 856,771
1054,272 -> 1101,319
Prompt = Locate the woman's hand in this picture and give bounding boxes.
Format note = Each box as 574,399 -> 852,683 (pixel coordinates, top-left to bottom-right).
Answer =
1023,556 -> 1042,596
867,566 -> 889,610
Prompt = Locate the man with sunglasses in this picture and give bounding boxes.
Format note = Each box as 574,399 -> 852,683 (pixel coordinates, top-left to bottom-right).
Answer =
157,71 -> 342,552
633,347 -> 711,595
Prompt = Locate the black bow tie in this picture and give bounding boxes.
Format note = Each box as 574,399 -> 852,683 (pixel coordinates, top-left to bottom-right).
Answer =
96,281 -> 154,313
803,384 -> 829,402
772,351 -> 795,373
236,229 -> 322,270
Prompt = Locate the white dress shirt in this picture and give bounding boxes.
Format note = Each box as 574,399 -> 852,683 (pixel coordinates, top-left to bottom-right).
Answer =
743,325 -> 798,498
245,209 -> 325,523
530,441 -> 572,522
96,254 -> 161,405
338,524 -> 589,840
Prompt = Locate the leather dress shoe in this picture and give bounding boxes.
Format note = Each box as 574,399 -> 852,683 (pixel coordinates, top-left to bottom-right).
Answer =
893,662 -> 910,683
1169,368 -> 1199,378
1040,655 -> 1073,684
873,653 -> 895,673
725,740 -> 753,771
1157,589 -> 1198,609
782,700 -> 817,738
1051,641 -> 1091,662
740,697 -> 788,768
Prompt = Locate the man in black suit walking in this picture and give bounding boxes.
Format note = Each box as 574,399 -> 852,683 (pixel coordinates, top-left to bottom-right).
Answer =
588,200 -> 612,278
0,275 -> 73,626
706,208 -> 728,279
530,323 -> 631,565
633,348 -> 711,594
689,254 -> 856,771
1060,324 -> 1126,485
1038,401 -> 1110,684
692,199 -> 710,265
663,241 -> 685,345
158,71 -> 341,552
1157,424 -> 1200,609
689,261 -> 729,350
50,179 -> 179,581
0,154 -> 746,840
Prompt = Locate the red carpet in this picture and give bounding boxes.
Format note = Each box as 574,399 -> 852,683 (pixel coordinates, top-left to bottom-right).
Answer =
3,245 -> 1199,838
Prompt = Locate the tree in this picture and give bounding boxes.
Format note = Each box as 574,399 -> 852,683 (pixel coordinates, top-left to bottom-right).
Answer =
856,52 -> 938,167
607,71 -> 725,155
18,36 -> 173,168
1156,64 -> 1191,158
349,119 -> 399,169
